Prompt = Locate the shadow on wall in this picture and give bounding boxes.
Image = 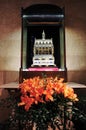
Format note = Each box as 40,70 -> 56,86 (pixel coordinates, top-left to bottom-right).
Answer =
0,71 -> 19,85
67,70 -> 86,85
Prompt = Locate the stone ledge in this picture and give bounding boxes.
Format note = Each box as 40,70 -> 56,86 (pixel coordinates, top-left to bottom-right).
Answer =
0,82 -> 19,89
67,82 -> 86,88
0,81 -> 86,89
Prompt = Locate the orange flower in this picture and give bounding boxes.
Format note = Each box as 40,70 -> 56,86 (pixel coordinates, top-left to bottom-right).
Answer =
18,95 -> 35,111
30,86 -> 44,103
18,76 -> 78,111
43,87 -> 54,101
63,86 -> 78,101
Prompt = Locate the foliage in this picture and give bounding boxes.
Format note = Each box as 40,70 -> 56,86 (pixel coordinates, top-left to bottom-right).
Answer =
17,76 -> 78,130
1,75 -> 82,130
72,97 -> 86,130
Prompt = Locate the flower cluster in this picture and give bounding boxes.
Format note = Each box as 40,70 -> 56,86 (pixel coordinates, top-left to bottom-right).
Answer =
18,76 -> 78,111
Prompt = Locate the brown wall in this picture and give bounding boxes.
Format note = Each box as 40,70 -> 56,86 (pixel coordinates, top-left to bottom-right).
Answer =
0,0 -> 86,84
0,71 -> 19,85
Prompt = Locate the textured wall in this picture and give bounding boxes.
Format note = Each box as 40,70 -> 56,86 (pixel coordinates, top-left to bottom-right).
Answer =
0,0 -> 86,84
0,0 -> 21,71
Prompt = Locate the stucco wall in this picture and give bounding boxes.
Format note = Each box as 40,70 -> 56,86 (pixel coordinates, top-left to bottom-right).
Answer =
0,0 -> 86,84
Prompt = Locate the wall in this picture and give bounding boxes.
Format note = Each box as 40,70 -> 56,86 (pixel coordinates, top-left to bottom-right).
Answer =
0,0 -> 86,84
65,0 -> 86,84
